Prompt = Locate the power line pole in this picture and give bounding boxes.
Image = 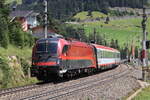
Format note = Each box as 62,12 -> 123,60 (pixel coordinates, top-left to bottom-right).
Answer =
43,0 -> 48,38
93,28 -> 96,43
141,7 -> 148,81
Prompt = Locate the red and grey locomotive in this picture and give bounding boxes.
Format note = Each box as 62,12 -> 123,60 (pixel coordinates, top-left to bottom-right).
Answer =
31,37 -> 120,80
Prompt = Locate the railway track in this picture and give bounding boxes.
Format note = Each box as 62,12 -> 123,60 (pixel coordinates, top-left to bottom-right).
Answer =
22,64 -> 132,100
0,81 -> 56,98
0,64 -> 134,100
0,84 -> 38,96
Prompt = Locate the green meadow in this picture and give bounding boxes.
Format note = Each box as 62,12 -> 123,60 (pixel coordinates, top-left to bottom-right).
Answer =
132,86 -> 150,100
0,45 -> 32,59
77,17 -> 150,47
73,11 -> 107,20
5,0 -> 22,4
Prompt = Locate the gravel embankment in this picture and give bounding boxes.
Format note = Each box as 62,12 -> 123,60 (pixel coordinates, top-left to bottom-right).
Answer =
62,65 -> 142,100
0,64 -> 142,100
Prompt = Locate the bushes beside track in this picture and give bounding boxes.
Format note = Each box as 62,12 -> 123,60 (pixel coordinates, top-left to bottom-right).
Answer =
0,47 -> 38,89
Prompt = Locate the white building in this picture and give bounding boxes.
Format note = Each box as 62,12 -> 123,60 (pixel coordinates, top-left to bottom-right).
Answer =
10,10 -> 39,31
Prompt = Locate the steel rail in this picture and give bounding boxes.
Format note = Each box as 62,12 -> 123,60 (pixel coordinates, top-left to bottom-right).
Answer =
21,64 -> 131,100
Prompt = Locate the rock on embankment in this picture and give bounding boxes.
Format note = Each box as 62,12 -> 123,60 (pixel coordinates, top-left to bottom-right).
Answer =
0,55 -> 37,89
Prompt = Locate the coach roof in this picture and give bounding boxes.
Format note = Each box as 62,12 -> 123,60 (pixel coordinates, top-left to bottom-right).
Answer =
92,44 -> 120,53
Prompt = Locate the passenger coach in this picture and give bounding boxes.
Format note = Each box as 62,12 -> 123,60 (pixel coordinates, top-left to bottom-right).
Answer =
92,44 -> 120,70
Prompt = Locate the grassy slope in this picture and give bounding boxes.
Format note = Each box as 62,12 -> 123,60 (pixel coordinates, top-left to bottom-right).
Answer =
132,86 -> 150,100
73,11 -> 107,20
92,11 -> 107,18
5,0 -> 22,4
0,45 -> 38,88
76,17 -> 150,47
0,45 -> 32,59
72,11 -> 150,47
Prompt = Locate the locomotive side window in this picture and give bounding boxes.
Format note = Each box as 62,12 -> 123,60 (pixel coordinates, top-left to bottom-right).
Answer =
62,45 -> 69,54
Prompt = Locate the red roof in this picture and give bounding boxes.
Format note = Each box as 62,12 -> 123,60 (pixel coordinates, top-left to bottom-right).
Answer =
32,26 -> 56,33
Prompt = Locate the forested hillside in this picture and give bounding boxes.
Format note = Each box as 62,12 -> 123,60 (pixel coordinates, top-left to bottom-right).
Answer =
19,0 -> 150,20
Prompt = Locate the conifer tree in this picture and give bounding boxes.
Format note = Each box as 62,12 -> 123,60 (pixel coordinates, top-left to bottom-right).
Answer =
0,0 -> 10,49
110,39 -> 115,48
9,22 -> 24,48
0,15 -> 9,49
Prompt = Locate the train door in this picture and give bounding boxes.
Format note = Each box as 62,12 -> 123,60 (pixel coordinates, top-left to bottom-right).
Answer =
93,46 -> 98,69
62,45 -> 70,69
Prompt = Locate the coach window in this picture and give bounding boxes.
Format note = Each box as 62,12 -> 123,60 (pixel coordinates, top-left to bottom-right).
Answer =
103,51 -> 104,58
116,53 -> 118,58
105,51 -> 107,58
103,51 -> 105,58
106,51 -> 108,58
114,53 -> 116,58
102,51 -> 105,58
104,51 -> 107,58
98,50 -> 100,58
109,52 -> 112,58
110,52 -> 112,58
97,50 -> 101,58
101,51 -> 102,58
101,51 -> 103,58
117,53 -> 120,58
113,53 -> 115,58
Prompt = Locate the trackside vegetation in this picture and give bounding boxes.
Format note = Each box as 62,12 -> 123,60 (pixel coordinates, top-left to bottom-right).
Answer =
132,86 -> 150,100
0,0 -> 38,88
0,54 -> 38,88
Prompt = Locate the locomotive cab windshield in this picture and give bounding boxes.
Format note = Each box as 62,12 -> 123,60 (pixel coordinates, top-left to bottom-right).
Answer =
36,41 -> 58,56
